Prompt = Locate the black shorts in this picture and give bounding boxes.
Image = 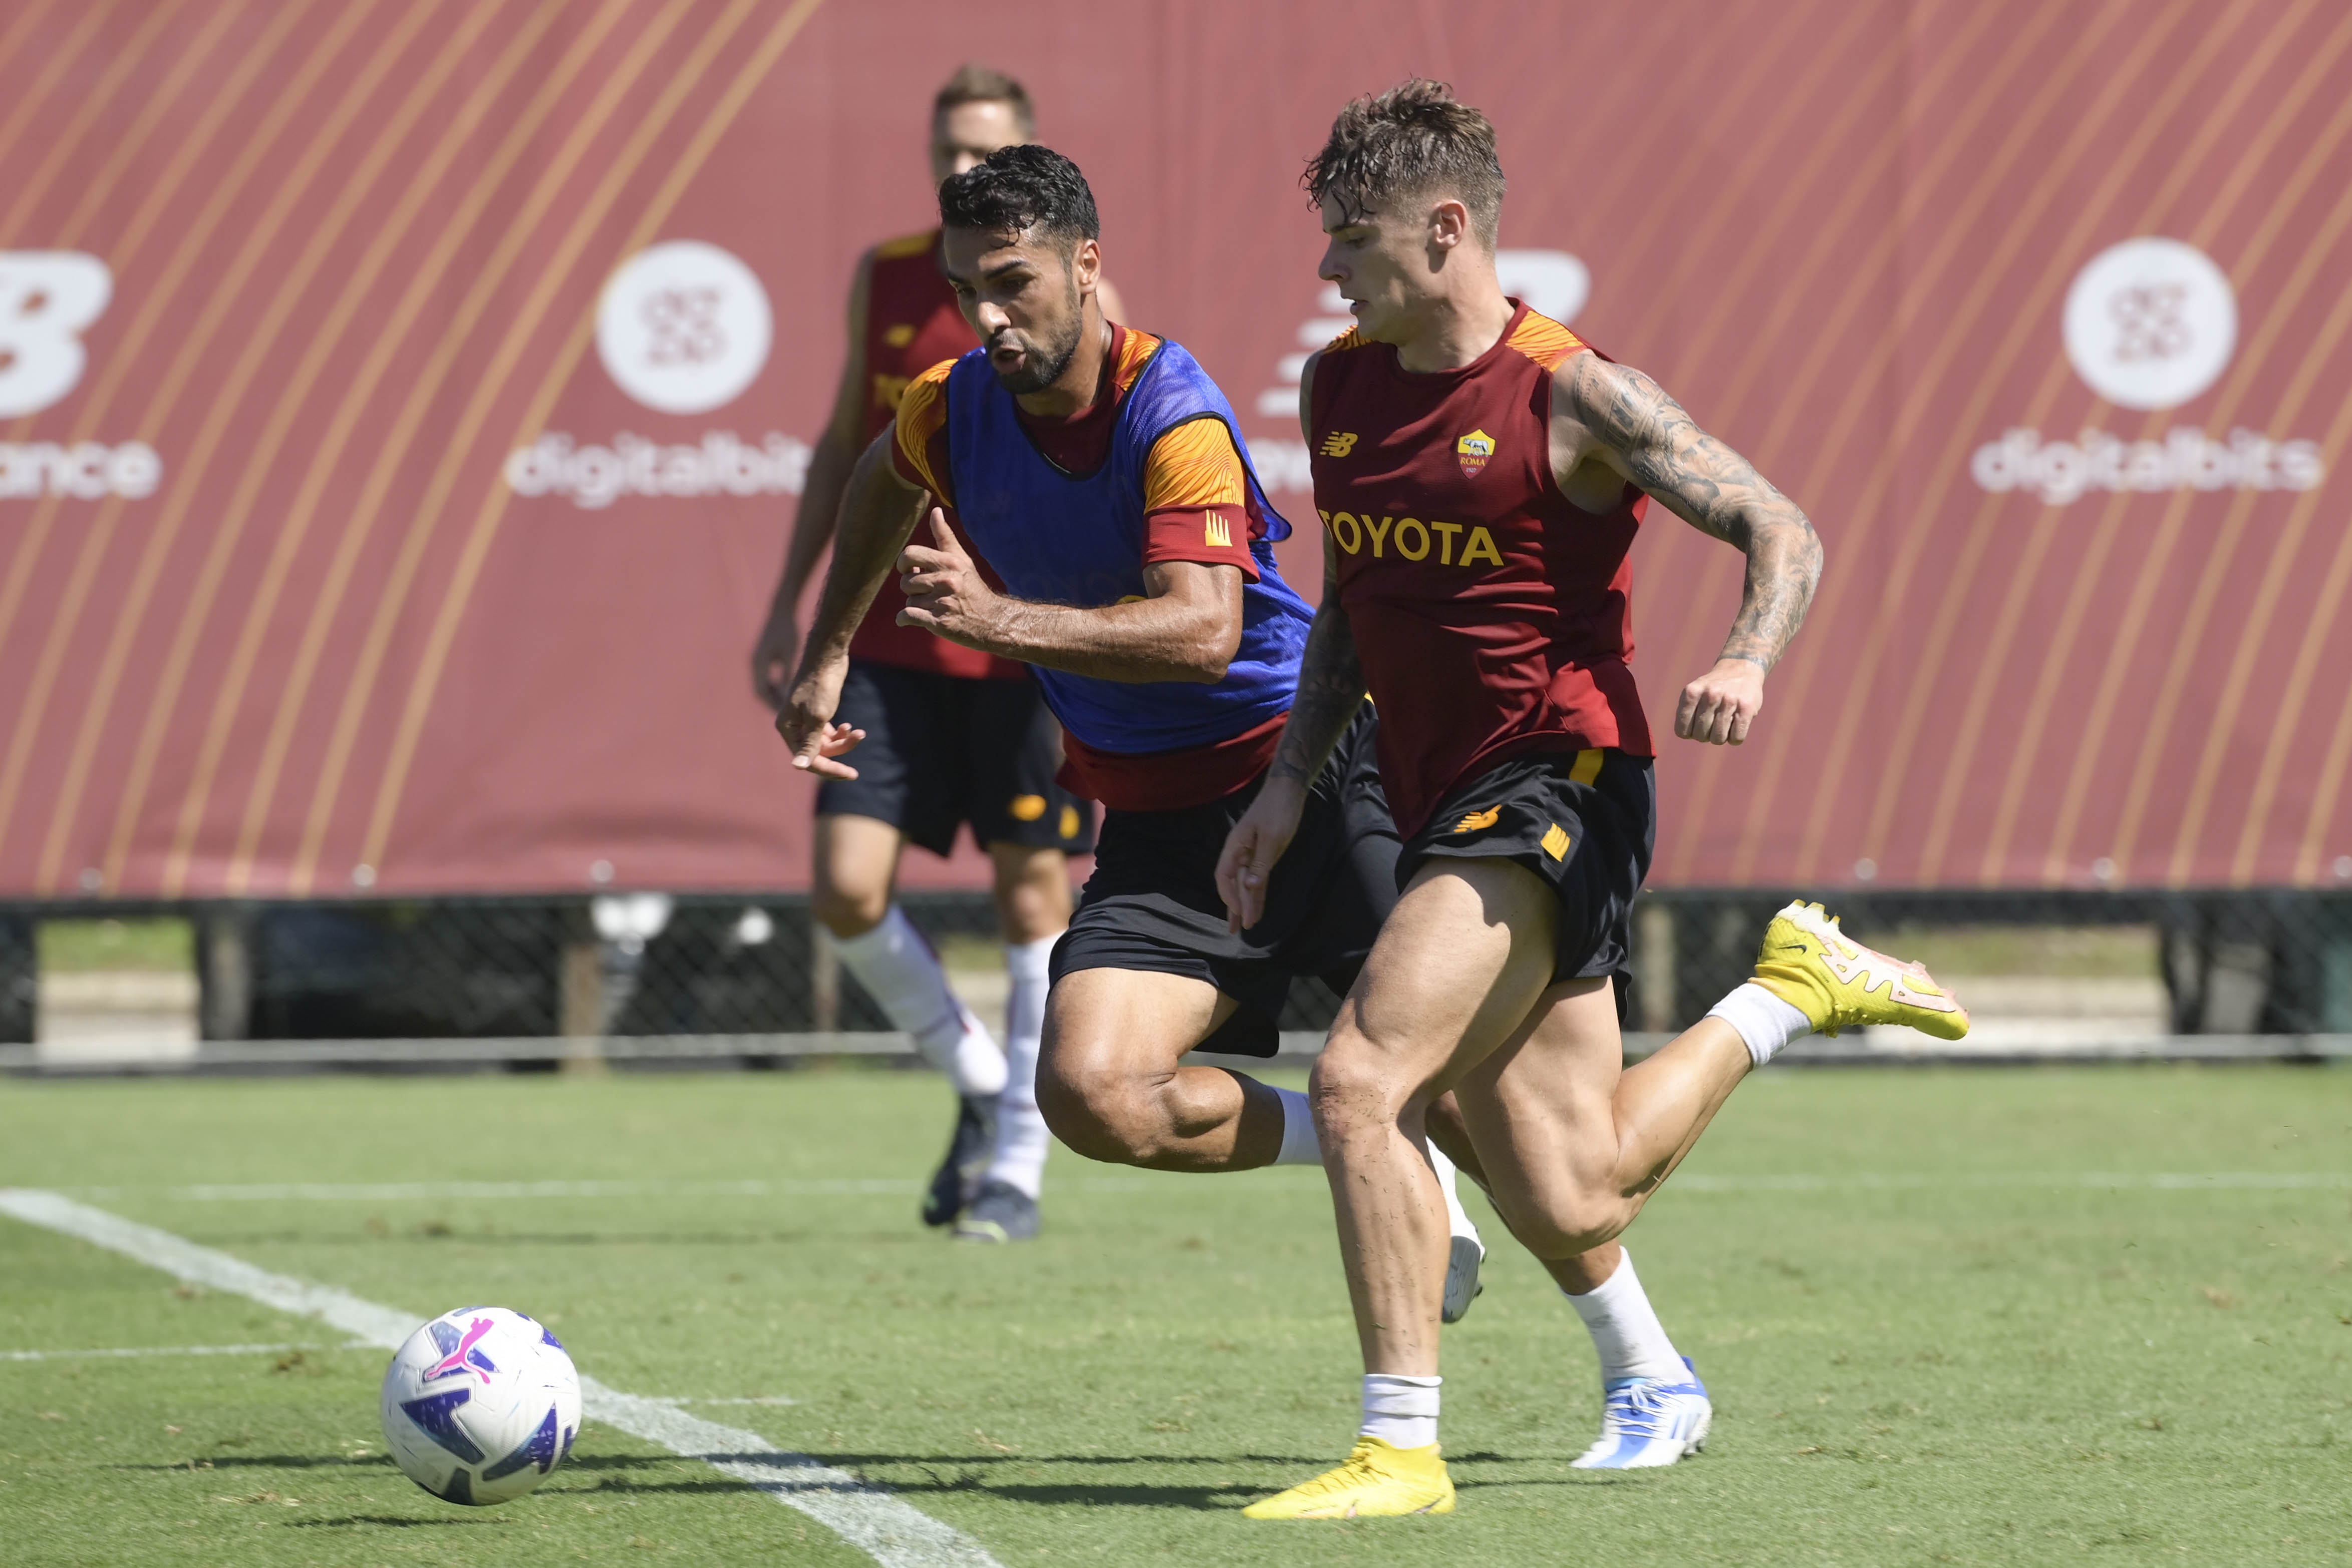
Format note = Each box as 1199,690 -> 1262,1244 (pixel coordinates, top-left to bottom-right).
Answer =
1050,708 -> 1397,1058
814,658 -> 1096,859
1398,748 -> 1655,989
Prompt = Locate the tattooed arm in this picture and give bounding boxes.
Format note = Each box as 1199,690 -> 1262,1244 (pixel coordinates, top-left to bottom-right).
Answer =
1551,352 -> 1824,745
1216,351 -> 1363,929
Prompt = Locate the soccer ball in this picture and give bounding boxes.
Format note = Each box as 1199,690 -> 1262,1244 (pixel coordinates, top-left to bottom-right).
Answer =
380,1306 -> 582,1505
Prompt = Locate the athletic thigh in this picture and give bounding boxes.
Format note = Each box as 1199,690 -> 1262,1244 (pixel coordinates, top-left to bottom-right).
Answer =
1321,855 -> 1566,1111
1040,968 -> 1239,1089
1447,977 -> 1631,1249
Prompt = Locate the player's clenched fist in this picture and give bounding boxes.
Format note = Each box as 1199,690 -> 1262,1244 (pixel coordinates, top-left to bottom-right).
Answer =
775,660 -> 867,779
897,508 -> 1001,648
1674,657 -> 1766,745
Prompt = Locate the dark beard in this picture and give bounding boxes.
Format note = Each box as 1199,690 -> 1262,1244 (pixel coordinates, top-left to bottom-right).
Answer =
992,283 -> 1084,394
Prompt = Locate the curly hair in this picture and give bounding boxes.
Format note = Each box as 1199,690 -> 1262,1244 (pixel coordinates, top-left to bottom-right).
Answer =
1304,80 -> 1504,245
937,143 -> 1100,249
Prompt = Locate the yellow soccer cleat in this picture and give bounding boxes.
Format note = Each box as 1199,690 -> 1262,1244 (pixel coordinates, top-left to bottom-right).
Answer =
1241,1437 -> 1455,1519
1750,900 -> 1970,1040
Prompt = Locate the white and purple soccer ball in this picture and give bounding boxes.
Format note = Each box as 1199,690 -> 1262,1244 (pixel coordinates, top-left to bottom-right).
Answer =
380,1306 -> 581,1505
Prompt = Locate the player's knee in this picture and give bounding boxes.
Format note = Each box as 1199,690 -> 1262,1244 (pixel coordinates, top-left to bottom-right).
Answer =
1494,1183 -> 1634,1260
1035,1055 -> 1167,1166
810,884 -> 888,937
1306,1029 -> 1413,1130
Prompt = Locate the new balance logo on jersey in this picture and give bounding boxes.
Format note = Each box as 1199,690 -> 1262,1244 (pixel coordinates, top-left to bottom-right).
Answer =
1456,429 -> 1495,478
1453,806 -> 1500,834
1204,512 -> 1232,548
1319,507 -> 1505,569
1320,431 -> 1359,457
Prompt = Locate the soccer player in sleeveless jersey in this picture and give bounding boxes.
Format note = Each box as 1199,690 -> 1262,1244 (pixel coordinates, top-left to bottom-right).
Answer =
780,144 -> 1622,1317
1224,83 -> 1971,1518
747,67 -> 1128,1242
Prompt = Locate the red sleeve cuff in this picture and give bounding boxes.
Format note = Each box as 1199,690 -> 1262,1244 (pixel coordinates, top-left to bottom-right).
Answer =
1141,505 -> 1260,581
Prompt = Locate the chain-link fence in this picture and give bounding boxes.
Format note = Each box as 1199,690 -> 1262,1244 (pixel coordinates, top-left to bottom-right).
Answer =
4,887 -> 2349,1048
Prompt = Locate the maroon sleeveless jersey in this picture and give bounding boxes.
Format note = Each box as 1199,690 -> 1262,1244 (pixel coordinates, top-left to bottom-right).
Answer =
1309,301 -> 1654,838
846,229 -> 1022,679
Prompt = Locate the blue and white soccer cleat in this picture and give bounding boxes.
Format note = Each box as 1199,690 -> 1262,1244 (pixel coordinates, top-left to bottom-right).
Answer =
1569,1357 -> 1712,1469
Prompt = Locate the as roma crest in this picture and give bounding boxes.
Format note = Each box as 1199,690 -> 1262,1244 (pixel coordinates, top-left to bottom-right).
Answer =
1456,429 -> 1495,478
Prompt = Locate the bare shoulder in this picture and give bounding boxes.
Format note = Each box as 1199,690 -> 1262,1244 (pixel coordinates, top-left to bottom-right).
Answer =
1550,349 -> 1681,450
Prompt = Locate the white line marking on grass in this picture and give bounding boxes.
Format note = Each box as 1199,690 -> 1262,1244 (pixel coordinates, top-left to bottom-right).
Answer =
1,1342 -> 319,1362
0,1188 -> 1002,1568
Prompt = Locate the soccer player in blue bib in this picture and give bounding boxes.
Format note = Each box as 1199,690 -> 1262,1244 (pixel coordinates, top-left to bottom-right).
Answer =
779,151 -> 1675,1381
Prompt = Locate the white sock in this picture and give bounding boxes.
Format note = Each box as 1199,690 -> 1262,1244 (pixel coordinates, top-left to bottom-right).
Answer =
831,906 -> 1007,1096
983,934 -> 1057,1198
1564,1248 -> 1686,1385
1707,981 -> 1814,1066
1425,1140 -> 1481,1248
1359,1373 -> 1441,1449
1272,1085 -> 1319,1165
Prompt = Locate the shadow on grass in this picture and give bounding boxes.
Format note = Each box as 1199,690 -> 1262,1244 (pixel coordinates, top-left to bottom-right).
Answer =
119,1454 -> 399,1471
286,1515 -> 505,1529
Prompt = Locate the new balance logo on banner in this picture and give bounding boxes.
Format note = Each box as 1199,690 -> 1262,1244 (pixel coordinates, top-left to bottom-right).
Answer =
0,251 -> 164,500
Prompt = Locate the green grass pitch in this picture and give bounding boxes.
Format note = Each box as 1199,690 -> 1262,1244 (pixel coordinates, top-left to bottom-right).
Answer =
2,1064 -> 2347,1565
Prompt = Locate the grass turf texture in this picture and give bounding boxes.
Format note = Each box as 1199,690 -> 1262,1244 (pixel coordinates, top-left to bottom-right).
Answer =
2,1067 -> 2347,1566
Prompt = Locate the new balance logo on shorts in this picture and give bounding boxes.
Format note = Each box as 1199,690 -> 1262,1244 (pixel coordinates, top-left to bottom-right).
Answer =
1453,806 -> 1499,833
1204,512 -> 1232,548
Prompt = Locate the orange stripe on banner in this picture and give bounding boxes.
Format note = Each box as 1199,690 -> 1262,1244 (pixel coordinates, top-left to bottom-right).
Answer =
355,0 -> 832,877
1900,0 -> 2305,885
1635,13 -> 1958,774
157,0 -> 585,897
277,0 -> 740,894
31,0 -> 416,893
1985,4 -> 2352,883
2293,625 -> 2352,882
2041,32 -> 2352,881
1587,0 -> 1869,342
0,0 -> 97,453
0,0 -> 233,680
1610,0 -> 1891,351
1873,0 -> 2231,884
120,0 -> 551,897
2166,253 -> 2352,882
0,1 -> 317,887
2230,374 -> 2352,881
82,0 -> 487,894
207,0 -> 655,894
1657,0 -> 2087,883
0,0 -> 101,228
1761,0 -> 2198,886
0,0 -> 181,244
2094,88 -> 2352,881
1519,2 -> 1777,267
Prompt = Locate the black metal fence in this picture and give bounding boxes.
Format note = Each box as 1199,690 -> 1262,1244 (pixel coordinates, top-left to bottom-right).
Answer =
6,886 -> 2350,1046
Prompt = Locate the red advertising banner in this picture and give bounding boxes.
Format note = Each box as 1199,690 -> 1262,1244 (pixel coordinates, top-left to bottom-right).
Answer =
1,0 -> 2346,897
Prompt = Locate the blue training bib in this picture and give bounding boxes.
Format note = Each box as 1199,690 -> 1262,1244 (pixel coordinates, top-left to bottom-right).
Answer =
944,337 -> 1311,755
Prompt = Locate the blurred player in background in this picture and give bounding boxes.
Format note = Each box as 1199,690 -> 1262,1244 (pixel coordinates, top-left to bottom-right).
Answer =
1227,83 -> 1969,1518
751,67 -> 1126,1240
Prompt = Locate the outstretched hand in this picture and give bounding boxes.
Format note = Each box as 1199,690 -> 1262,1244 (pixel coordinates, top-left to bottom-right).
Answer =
897,508 -> 1001,649
1675,657 -> 1766,745
774,660 -> 866,780
1215,779 -> 1308,933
